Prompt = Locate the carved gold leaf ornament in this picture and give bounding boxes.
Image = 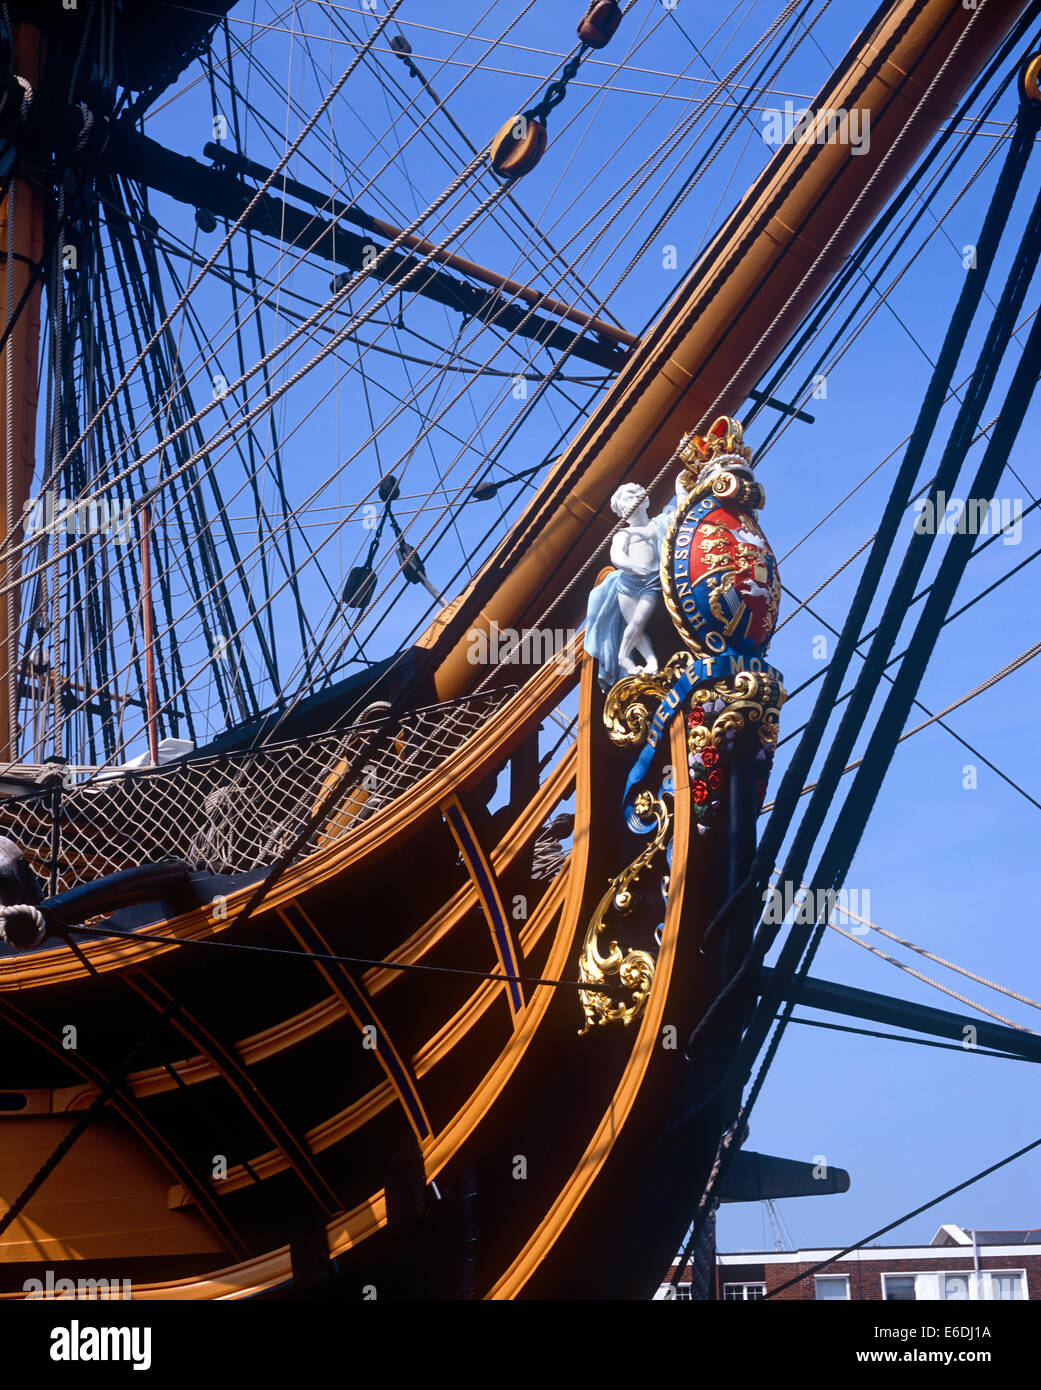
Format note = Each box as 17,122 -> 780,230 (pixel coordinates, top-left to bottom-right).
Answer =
683,672 -> 786,754
580,656 -> 694,1033
602,652 -> 690,747
578,416 -> 787,1032
577,791 -> 669,1035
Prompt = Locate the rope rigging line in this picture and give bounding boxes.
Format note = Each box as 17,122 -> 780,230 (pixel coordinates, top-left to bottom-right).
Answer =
684,626 -> 1041,1138
152,218 -> 336,626
141,195 -> 596,455
55,919 -> 615,996
763,639 -> 1041,813
791,250 -> 1041,911
239,143 -> 1000,761
6,5 -> 1017,778
0,2 -> 1034,1262
786,1015 -> 1034,1061
778,454 -> 1041,709
612,9 -> 1038,502
10,0 -> 797,565
14,2 -> 806,761
482,42 -> 1007,701
6,10 -> 561,756
751,131 -> 1009,466
665,86 -> 1041,1284
4,0 -> 806,678
688,0 -> 992,442
319,6 -> 618,330
458,1 -> 835,672
402,8 -> 988,631
11,0 -> 645,565
12,125 -> 564,636
751,8 -> 1033,437
758,863 -> 1041,1027
825,919 -> 1033,1032
0,0 -> 528,1242
199,59 -> 303,666
769,461 -> 1041,776
375,12 -> 632,332
717,374 -> 1041,1076
751,28 -> 1014,464
308,0 -> 848,707
707,193 -> 1041,1248
694,80 -> 1041,974
837,902 -> 1041,1014
36,0 -> 408,517
469,1 -> 1013,687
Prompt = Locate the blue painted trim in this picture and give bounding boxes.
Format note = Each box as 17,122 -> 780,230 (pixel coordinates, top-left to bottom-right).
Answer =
444,801 -> 524,1016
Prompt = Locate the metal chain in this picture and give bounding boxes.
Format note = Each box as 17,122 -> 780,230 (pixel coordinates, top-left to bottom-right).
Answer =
525,49 -> 585,125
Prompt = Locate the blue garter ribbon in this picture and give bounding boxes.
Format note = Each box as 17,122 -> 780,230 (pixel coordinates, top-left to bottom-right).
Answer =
622,667 -> 693,832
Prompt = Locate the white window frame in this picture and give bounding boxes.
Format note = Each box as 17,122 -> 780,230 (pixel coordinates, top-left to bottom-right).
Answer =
722,1281 -> 766,1301
881,1273 -> 918,1301
986,1270 -> 1028,1301
880,1269 -> 1028,1301
814,1274 -> 850,1301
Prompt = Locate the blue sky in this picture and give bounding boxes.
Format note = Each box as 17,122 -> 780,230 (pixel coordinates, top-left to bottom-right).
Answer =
133,1 -> 1041,1255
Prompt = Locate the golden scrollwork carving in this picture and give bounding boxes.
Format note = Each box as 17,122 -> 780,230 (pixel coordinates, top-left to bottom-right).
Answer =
709,469 -> 765,509
577,791 -> 669,1035
685,670 -> 787,753
602,651 -> 690,747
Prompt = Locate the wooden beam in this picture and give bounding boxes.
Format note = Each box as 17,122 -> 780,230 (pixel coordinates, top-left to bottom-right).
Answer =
759,967 -> 1041,1062
203,143 -> 638,350
0,22 -> 45,760
94,129 -> 629,370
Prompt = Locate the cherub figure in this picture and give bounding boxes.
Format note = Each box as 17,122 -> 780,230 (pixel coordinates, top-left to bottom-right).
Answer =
584,482 -> 663,691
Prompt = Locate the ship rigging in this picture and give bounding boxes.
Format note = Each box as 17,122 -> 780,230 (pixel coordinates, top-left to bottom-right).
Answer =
0,0 -> 1034,1303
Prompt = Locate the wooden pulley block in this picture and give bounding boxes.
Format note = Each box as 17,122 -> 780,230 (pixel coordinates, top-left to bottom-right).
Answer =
489,115 -> 547,179
1020,53 -> 1041,105
577,1 -> 622,49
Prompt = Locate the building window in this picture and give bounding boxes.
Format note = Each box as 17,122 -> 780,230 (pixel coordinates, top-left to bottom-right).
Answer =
677,1286 -> 692,1300
814,1275 -> 850,1300
989,1272 -> 1025,1301
942,1274 -> 970,1301
882,1270 -> 1027,1301
723,1282 -> 766,1301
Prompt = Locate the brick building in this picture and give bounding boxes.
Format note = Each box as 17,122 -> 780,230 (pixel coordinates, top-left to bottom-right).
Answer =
658,1225 -> 1041,1300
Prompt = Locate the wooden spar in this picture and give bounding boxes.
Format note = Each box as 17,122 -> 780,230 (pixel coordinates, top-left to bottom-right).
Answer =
201,145 -> 638,349
0,22 -> 44,760
327,211 -> 638,349
426,0 -> 1031,702
139,502 -> 160,765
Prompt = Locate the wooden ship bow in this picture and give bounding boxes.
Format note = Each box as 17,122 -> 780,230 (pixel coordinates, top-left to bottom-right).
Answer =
0,0 -> 1032,1303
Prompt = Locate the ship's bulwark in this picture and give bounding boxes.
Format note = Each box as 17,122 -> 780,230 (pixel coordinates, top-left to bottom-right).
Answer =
0,646 -> 752,1298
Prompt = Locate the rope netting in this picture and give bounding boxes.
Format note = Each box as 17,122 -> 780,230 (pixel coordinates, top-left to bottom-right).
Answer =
0,690 -> 514,894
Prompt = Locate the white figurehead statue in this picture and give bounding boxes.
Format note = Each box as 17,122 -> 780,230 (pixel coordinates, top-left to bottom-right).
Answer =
584,482 -> 672,691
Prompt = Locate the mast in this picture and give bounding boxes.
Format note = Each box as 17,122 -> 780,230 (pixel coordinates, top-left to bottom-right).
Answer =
426,0 -> 1032,702
0,20 -> 44,761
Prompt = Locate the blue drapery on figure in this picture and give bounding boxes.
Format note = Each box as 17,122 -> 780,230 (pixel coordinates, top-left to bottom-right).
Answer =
652,498 -> 677,540
582,495 -> 676,691
584,569 -> 659,691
